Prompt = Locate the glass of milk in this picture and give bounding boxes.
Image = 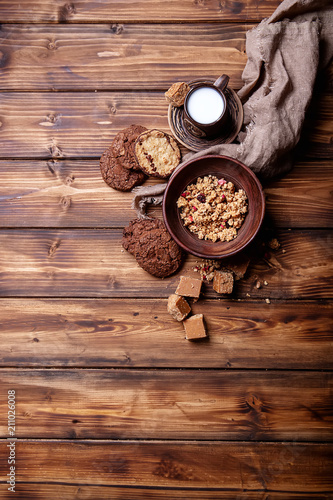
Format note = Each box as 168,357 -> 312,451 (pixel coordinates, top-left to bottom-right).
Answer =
184,75 -> 229,138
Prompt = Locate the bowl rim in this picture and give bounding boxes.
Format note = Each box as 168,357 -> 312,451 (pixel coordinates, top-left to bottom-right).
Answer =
162,154 -> 265,259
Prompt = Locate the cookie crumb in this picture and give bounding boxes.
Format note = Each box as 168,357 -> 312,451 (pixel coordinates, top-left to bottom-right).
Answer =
255,280 -> 261,289
264,280 -> 268,286
265,298 -> 271,304
268,238 -> 280,250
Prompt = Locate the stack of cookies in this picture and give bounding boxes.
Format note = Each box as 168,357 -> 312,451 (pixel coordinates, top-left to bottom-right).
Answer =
100,124 -> 181,191
100,124 -> 184,279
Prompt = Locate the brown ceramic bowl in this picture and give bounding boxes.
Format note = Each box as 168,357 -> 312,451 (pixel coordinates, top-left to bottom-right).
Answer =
162,155 -> 265,259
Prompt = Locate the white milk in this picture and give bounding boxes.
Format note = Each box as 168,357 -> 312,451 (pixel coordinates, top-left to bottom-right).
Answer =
186,87 -> 224,124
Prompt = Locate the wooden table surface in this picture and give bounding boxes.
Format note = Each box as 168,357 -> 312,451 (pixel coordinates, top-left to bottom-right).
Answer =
0,1 -> 332,498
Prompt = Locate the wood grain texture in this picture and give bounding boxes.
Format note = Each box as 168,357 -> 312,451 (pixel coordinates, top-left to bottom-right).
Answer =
0,160 -> 331,228
0,440 -> 332,492
0,92 -> 331,159
0,0 -> 281,23
1,369 -> 332,440
0,299 -> 331,369
0,229 -> 331,298
0,24 -> 247,90
4,485 -> 331,500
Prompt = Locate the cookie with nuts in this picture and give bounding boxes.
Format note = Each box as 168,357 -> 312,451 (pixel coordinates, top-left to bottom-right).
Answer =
135,129 -> 181,179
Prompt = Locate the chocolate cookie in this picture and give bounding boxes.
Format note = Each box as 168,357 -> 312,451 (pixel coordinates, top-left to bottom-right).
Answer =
135,129 -> 181,178
100,148 -> 146,192
111,124 -> 147,171
122,218 -> 183,278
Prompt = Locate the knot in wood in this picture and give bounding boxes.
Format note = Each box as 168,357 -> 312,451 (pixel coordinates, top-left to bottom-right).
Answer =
49,143 -> 62,157
48,240 -> 61,257
111,24 -> 124,35
66,3 -> 76,14
246,394 -> 264,411
108,104 -> 117,114
60,196 -> 71,209
48,42 -> 57,50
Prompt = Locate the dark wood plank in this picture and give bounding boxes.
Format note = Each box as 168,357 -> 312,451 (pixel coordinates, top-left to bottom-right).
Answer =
0,0 -> 281,23
0,160 -> 332,228
0,24 -> 247,90
0,440 -> 332,492
0,92 -> 331,159
0,229 -> 331,298
1,369 -> 332,440
4,484 -> 331,500
0,299 -> 331,369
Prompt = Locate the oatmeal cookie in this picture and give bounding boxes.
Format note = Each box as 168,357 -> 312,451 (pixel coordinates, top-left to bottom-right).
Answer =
165,81 -> 190,107
135,129 -> 181,178
100,148 -> 146,192
111,124 -> 147,171
122,218 -> 183,278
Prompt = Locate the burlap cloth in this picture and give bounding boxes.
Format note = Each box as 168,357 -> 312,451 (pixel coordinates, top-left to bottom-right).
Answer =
132,0 -> 332,218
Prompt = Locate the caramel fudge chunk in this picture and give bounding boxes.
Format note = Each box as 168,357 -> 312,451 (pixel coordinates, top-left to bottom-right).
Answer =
213,270 -> 234,294
175,276 -> 203,299
165,81 -> 190,107
135,129 -> 181,178
183,314 -> 207,340
167,294 -> 191,322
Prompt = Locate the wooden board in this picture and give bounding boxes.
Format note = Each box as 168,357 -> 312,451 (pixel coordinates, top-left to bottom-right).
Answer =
0,229 -> 331,298
2,484 -> 331,500
0,299 -> 331,369
0,0 -> 282,23
0,24 -> 248,90
0,160 -> 332,228
0,369 -> 332,440
0,441 -> 332,493
0,92 -> 331,159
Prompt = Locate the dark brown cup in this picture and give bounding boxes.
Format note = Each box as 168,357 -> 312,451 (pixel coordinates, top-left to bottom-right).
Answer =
183,75 -> 230,138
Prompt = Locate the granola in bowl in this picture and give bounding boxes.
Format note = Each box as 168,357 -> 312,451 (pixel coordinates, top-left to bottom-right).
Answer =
176,174 -> 248,243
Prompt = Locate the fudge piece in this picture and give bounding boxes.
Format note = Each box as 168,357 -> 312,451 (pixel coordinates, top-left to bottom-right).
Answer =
175,276 -> 202,299
165,81 -> 190,107
213,270 -> 234,294
167,294 -> 191,321
183,314 -> 207,340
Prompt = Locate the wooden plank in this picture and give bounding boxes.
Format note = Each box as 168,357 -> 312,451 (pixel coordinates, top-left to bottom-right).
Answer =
1,369 -> 332,440
0,229 -> 331,298
0,160 -> 332,228
0,24 -> 247,90
3,484 -> 331,500
263,161 -> 333,228
0,441 -> 332,492
0,299 -> 331,369
0,0 -> 281,23
0,92 -> 331,159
